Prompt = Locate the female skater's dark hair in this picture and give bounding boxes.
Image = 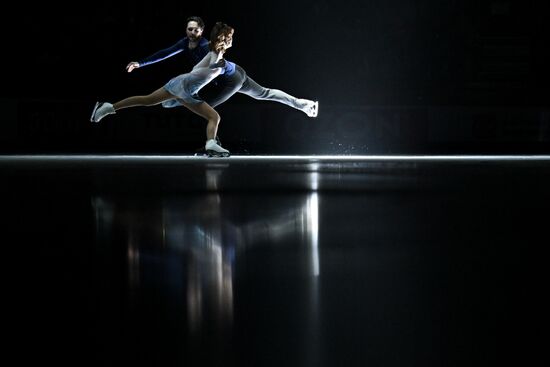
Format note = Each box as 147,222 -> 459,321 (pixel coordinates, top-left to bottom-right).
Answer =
209,22 -> 234,52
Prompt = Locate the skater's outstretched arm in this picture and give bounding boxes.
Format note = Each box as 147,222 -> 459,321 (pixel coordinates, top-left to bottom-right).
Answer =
126,16 -> 209,72
126,39 -> 188,72
193,50 -> 219,70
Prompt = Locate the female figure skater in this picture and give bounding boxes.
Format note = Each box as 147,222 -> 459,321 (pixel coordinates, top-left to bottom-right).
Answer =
90,22 -> 235,157
125,16 -> 318,117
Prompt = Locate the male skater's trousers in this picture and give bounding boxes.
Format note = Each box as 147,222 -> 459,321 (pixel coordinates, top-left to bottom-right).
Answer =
202,65 -> 302,110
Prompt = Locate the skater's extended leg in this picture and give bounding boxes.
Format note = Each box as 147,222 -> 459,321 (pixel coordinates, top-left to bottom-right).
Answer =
238,75 -> 318,117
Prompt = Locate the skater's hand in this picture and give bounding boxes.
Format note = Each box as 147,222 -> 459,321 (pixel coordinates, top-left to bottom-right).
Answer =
126,62 -> 140,73
210,59 -> 226,69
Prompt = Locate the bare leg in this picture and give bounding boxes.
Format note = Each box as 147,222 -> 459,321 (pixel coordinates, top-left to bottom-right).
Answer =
180,101 -> 221,140
114,86 -> 220,137
113,87 -> 174,111
182,101 -> 229,156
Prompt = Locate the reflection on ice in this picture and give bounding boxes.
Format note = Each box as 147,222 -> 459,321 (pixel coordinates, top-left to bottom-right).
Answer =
91,188 -> 321,333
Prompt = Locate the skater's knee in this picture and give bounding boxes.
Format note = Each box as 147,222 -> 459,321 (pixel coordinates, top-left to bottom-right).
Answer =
211,111 -> 221,125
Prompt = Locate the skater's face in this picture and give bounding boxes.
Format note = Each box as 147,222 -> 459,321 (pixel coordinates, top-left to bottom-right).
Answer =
210,23 -> 235,53
186,21 -> 203,41
215,33 -> 233,52
222,31 -> 233,49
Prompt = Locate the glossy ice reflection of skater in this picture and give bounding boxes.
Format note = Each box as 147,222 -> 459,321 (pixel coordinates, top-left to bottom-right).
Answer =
91,22 -> 235,157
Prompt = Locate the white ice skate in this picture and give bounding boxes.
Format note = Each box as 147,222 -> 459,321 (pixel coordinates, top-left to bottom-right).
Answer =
205,138 -> 230,157
298,99 -> 319,117
90,102 -> 115,123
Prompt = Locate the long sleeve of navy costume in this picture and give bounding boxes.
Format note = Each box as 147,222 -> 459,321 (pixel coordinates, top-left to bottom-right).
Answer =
138,37 -> 235,76
135,36 -> 309,114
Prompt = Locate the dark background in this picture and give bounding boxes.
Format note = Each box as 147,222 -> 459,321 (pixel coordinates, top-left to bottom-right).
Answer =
6,0 -> 549,154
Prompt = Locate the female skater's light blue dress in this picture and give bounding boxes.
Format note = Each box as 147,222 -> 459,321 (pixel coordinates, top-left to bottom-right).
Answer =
163,51 -> 224,108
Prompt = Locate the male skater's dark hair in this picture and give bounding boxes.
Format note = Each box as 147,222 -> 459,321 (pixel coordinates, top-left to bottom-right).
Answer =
186,16 -> 205,29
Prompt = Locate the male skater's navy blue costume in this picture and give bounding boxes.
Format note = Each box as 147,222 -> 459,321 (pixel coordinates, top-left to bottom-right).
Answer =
137,36 -> 318,116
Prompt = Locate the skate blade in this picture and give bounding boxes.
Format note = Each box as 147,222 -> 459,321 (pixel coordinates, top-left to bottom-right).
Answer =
311,101 -> 319,117
206,150 -> 230,158
90,102 -> 101,122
